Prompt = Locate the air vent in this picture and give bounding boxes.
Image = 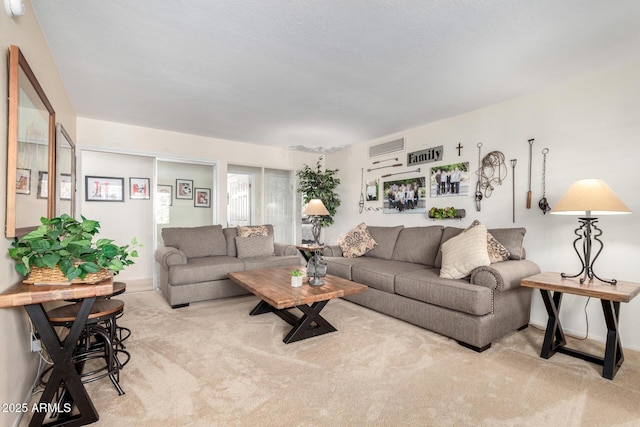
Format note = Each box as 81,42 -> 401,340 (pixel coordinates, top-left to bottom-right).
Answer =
369,138 -> 405,158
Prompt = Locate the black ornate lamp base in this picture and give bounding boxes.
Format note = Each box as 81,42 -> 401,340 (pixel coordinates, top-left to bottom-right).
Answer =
562,217 -> 617,285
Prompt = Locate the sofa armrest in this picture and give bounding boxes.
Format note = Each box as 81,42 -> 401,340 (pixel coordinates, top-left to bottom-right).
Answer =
322,244 -> 343,257
470,259 -> 541,292
274,242 -> 298,256
155,246 -> 187,268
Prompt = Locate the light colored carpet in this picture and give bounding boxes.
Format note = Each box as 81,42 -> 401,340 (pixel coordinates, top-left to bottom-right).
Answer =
22,290 -> 640,426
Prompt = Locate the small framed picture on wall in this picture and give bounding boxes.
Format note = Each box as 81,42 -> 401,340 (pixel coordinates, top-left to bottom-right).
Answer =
37,171 -> 48,199
194,188 -> 211,208
176,179 -> 193,200
85,176 -> 124,202
157,184 -> 172,206
16,168 -> 31,195
130,177 -> 150,200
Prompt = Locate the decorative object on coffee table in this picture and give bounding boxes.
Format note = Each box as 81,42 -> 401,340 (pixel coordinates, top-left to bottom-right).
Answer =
550,179 -> 631,285
307,249 -> 328,286
290,269 -> 304,287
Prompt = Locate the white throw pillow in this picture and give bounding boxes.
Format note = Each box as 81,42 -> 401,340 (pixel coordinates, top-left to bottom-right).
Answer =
439,223 -> 491,279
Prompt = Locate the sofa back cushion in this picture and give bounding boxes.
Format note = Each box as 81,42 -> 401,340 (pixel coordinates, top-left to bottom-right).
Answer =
487,227 -> 526,260
162,225 -> 227,258
392,226 -> 444,266
363,225 -> 404,260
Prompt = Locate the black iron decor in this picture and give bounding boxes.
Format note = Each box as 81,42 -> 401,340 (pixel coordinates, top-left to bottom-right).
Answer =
561,217 -> 615,285
538,148 -> 551,214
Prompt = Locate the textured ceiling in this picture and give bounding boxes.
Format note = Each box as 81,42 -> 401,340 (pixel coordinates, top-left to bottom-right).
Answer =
31,0 -> 640,152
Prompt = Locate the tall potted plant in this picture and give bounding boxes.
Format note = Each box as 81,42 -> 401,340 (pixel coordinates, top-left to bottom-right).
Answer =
9,214 -> 139,283
296,157 -> 341,227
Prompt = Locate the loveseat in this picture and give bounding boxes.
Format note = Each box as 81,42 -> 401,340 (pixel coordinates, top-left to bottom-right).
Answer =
155,224 -> 302,308
323,222 -> 540,352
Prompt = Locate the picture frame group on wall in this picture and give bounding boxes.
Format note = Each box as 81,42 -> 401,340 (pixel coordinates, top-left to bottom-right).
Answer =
85,176 -> 124,202
130,177 -> 150,200
194,188 -> 211,208
176,179 -> 193,200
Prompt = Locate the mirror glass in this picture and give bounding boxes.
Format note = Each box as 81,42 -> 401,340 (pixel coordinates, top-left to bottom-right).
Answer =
55,124 -> 76,217
6,45 -> 56,237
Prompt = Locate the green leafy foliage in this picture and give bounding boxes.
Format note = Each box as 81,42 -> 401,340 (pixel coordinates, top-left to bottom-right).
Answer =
8,214 -> 140,280
429,207 -> 457,219
296,157 -> 341,227
291,269 -> 304,277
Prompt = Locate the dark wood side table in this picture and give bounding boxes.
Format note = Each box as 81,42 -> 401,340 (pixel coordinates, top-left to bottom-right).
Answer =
295,244 -> 325,262
0,279 -> 115,426
521,272 -> 640,380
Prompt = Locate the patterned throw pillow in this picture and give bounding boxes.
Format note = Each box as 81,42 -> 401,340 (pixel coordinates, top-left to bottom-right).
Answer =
237,225 -> 269,237
337,223 -> 378,258
468,220 -> 510,263
440,223 -> 491,279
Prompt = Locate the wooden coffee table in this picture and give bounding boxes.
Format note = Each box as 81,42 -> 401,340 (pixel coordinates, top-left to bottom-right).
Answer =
228,266 -> 367,343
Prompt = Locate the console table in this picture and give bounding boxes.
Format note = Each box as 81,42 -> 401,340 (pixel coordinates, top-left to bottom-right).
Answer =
0,279 -> 114,426
521,272 -> 640,380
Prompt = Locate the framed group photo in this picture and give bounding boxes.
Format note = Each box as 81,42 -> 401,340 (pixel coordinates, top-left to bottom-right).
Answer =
130,177 -> 150,200
85,176 -> 124,202
176,179 -> 193,200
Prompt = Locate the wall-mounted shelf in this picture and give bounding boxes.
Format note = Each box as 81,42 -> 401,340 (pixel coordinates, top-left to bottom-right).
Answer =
428,208 -> 465,220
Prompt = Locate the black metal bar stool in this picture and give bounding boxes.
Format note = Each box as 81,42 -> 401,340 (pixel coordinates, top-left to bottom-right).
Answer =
109,282 -> 131,355
44,299 -> 127,395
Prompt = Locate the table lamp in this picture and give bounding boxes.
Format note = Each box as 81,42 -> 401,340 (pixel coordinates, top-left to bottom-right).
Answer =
303,199 -> 330,245
551,179 -> 631,285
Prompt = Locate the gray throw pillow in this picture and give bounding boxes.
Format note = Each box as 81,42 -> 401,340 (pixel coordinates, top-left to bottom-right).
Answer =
235,236 -> 275,258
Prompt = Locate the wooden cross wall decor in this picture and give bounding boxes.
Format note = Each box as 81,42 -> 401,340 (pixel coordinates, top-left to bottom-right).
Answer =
456,143 -> 463,156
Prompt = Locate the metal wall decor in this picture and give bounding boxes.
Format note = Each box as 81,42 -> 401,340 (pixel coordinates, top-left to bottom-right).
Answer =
475,150 -> 507,199
538,148 -> 551,214
526,139 -> 534,208
407,145 -> 443,166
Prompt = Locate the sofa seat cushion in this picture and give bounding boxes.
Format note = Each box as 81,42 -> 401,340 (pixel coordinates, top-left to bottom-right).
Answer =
241,255 -> 301,270
324,256 -> 364,280
351,260 -> 429,294
395,269 -> 493,316
169,256 -> 245,285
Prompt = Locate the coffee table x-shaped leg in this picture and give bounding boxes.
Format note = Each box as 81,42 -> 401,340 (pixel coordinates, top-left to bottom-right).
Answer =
250,300 -> 337,344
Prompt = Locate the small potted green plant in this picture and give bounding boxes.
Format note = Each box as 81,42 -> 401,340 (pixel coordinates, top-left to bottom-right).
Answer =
290,268 -> 304,287
9,214 -> 139,284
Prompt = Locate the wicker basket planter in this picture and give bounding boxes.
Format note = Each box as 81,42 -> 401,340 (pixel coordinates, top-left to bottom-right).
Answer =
22,265 -> 113,285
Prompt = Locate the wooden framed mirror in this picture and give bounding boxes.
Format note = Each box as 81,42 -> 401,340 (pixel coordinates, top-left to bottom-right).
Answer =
55,124 -> 76,218
6,45 -> 56,238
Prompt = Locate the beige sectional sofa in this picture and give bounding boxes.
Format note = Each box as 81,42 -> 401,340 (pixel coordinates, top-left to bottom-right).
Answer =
323,223 -> 540,352
155,224 -> 302,308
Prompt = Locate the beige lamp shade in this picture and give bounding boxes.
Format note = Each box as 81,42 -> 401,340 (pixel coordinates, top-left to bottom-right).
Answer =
550,179 -> 631,216
303,199 -> 330,216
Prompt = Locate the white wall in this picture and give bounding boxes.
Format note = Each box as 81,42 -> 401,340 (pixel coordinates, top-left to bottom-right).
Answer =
326,60 -> 640,350
80,150 -> 155,287
0,1 -> 77,426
